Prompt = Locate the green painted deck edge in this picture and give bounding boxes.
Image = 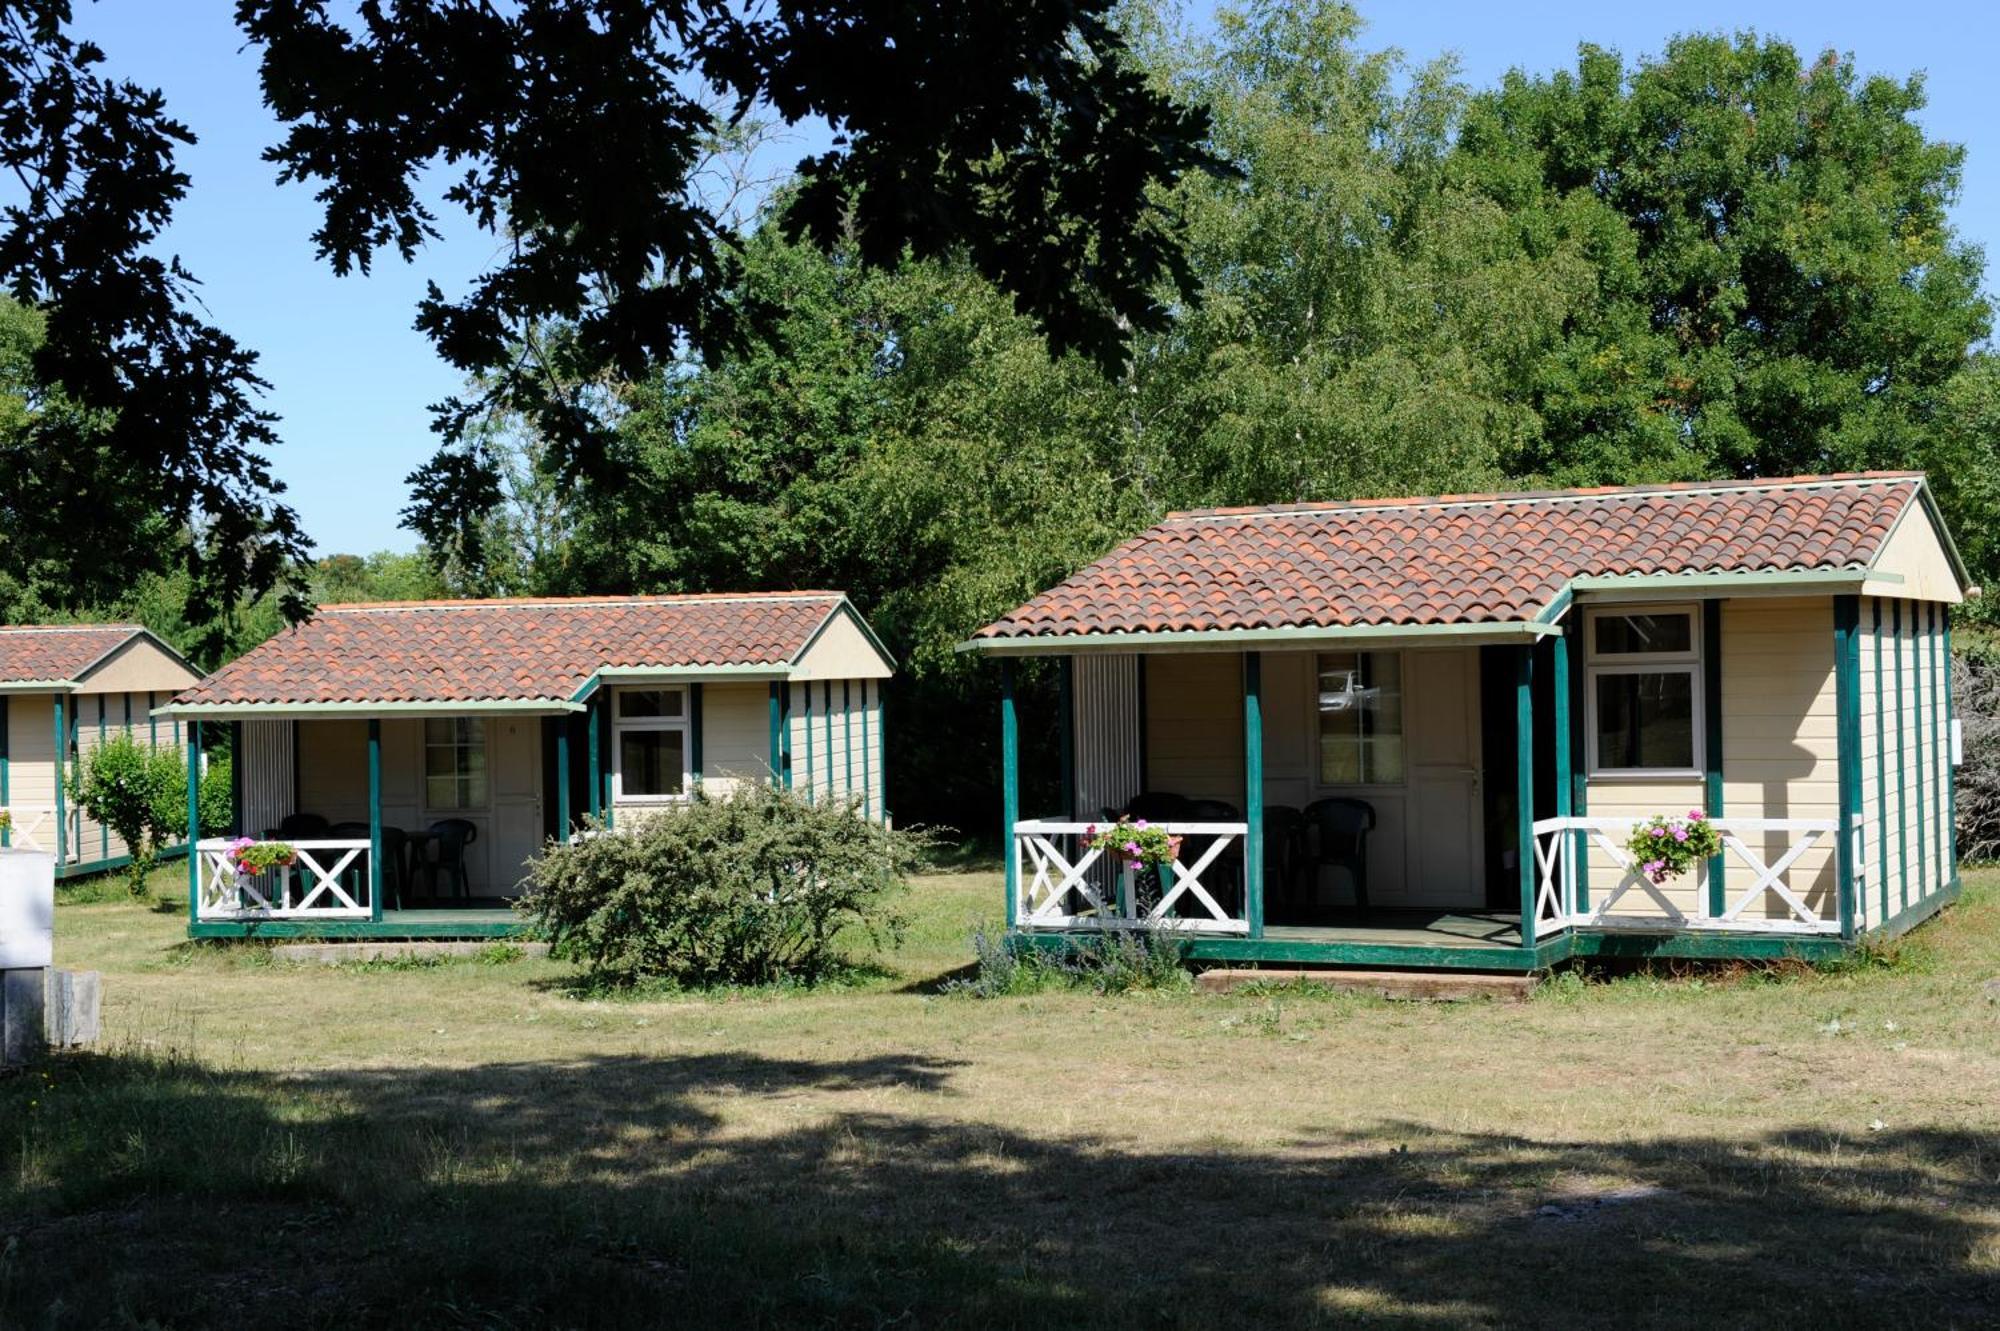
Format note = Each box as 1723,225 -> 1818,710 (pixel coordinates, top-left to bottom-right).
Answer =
1569,930 -> 1849,962
189,916 -> 530,941
1868,874 -> 1961,942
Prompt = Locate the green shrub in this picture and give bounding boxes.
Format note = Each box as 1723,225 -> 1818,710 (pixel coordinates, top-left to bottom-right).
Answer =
197,755 -> 233,838
948,925 -> 1191,997
66,734 -> 186,895
517,784 -> 924,989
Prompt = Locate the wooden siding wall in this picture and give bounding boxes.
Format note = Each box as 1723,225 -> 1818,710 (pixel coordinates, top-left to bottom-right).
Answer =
1072,654 -> 1141,820
782,678 -> 886,821
693,682 -> 770,796
1582,597 -> 1838,921
1142,653 -> 1245,803
1861,597 -> 1955,930
7,689 -> 185,867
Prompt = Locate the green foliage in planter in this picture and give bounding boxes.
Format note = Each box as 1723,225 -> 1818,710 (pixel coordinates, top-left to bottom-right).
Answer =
517,784 -> 926,989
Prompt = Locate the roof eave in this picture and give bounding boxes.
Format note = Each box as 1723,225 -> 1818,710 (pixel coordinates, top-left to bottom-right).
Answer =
570,663 -> 799,703
959,620 -> 1560,657
157,699 -> 585,719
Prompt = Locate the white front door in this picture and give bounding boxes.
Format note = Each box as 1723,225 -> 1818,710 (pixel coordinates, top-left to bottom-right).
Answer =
1404,649 -> 1484,906
487,716 -> 543,894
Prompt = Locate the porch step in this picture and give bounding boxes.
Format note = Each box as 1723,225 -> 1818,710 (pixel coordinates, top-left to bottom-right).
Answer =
1195,967 -> 1534,1003
272,940 -> 550,965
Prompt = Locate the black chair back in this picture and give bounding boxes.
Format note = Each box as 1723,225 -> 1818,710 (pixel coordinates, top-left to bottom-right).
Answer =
1115,791 -> 1193,823
1264,805 -> 1306,901
1176,798 -> 1245,917
275,812 -> 329,839
1302,797 -> 1376,911
426,818 -> 480,899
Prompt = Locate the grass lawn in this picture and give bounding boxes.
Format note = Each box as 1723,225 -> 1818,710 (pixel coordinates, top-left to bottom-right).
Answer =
5,865 -> 2000,1328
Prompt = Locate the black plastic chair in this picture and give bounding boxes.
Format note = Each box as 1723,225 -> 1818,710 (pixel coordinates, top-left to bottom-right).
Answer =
266,812 -> 329,840
1103,791 -> 1192,824
1302,797 -> 1376,914
426,818 -> 479,899
1264,805 -> 1307,906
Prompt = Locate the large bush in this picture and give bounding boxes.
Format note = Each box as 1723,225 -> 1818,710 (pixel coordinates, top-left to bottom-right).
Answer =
65,736 -> 232,895
1954,647 -> 2000,861
518,784 -> 924,988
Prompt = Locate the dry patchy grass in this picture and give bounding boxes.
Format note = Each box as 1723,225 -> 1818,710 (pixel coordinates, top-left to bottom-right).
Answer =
4,866 -> 2000,1327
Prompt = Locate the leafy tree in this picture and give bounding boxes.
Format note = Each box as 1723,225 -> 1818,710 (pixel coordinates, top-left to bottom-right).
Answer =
0,5 -> 307,640
1452,32 -> 1992,486
235,0 -> 1222,555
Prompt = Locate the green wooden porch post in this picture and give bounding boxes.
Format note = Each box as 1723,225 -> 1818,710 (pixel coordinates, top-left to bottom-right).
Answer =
1552,630 -> 1571,925
185,720 -> 200,924
1001,659 -> 1019,928
768,681 -> 792,789
1516,645 -> 1535,947
52,693 -> 66,870
587,695 -> 601,820
367,718 -> 383,923
1834,595 -> 1862,938
556,721 -> 571,838
690,681 -> 705,786
1702,601 -> 1726,915
1244,651 -> 1264,939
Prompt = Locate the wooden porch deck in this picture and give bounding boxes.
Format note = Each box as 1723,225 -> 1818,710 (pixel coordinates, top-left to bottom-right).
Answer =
1264,909 -> 1522,949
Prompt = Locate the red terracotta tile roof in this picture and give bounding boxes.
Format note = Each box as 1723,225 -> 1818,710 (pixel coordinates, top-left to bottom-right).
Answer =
0,624 -> 146,684
976,474 -> 1927,640
175,594 -> 850,706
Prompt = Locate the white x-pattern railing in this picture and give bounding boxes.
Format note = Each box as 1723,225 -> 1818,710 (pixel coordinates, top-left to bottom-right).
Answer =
1,804 -> 59,855
1013,820 -> 1250,935
193,838 -> 373,921
1531,815 -> 1848,937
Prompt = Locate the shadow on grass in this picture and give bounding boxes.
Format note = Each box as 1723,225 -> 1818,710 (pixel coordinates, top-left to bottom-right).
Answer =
3,1049 -> 1995,1328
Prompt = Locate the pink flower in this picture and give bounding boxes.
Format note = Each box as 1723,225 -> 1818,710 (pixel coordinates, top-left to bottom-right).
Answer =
1134,818 -> 1149,830
1124,841 -> 1141,856
1650,826 -> 1666,838
1687,809 -> 1705,820
1085,824 -> 1097,838
1672,827 -> 1689,843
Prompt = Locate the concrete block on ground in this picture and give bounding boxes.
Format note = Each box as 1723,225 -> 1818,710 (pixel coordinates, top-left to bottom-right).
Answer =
272,940 -> 550,965
1195,967 -> 1534,1003
45,969 -> 101,1047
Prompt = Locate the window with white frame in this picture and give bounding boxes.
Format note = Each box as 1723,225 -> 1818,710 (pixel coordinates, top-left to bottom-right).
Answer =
1315,650 -> 1405,785
1585,606 -> 1701,776
613,687 -> 689,801
424,717 -> 488,810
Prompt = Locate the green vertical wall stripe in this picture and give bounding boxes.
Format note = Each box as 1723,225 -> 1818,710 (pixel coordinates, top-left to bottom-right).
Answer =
367,719 -> 383,922
822,681 -> 834,802
97,692 -> 107,859
148,690 -> 157,746
1243,652 -> 1265,941
1930,603 -> 1946,896
1832,595 -> 1862,939
689,682 -> 703,783
0,694 -> 10,847
1515,645 -> 1535,945
1915,600 -> 1929,902
1945,609 -> 1960,879
1872,600 -> 1887,927
1001,661 -> 1019,927
800,682 -> 814,798
185,720 -> 200,921
861,680 -> 873,820
1701,600 -> 1725,915
1893,600 -> 1908,912
52,694 -> 66,868
842,680 -> 853,806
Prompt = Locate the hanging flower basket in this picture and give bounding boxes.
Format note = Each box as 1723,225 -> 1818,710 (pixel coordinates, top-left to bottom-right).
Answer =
1624,811 -> 1721,885
1085,817 -> 1183,872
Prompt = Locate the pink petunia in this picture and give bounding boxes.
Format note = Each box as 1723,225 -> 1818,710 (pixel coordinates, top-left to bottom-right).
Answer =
1650,826 -> 1666,838
1687,809 -> 1705,820
1673,828 -> 1688,843
1134,818 -> 1149,830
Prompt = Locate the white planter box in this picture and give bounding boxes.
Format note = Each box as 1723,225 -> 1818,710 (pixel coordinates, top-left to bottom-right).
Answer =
0,848 -> 56,969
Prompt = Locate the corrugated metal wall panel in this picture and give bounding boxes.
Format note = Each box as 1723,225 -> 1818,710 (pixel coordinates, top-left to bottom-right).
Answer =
1074,654 -> 1140,821
240,719 -> 295,839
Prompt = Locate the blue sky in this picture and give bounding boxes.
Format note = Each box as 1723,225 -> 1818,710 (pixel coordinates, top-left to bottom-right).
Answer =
76,1 -> 1999,556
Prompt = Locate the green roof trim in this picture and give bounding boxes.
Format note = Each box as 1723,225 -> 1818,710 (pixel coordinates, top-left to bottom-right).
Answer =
571,663 -> 796,703
790,598 -> 897,672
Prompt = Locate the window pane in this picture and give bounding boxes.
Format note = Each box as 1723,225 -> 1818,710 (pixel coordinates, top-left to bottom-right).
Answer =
424,717 -> 487,810
618,689 -> 685,719
1317,651 -> 1403,784
621,730 -> 685,797
1594,612 -> 1693,657
1595,671 -> 1695,770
